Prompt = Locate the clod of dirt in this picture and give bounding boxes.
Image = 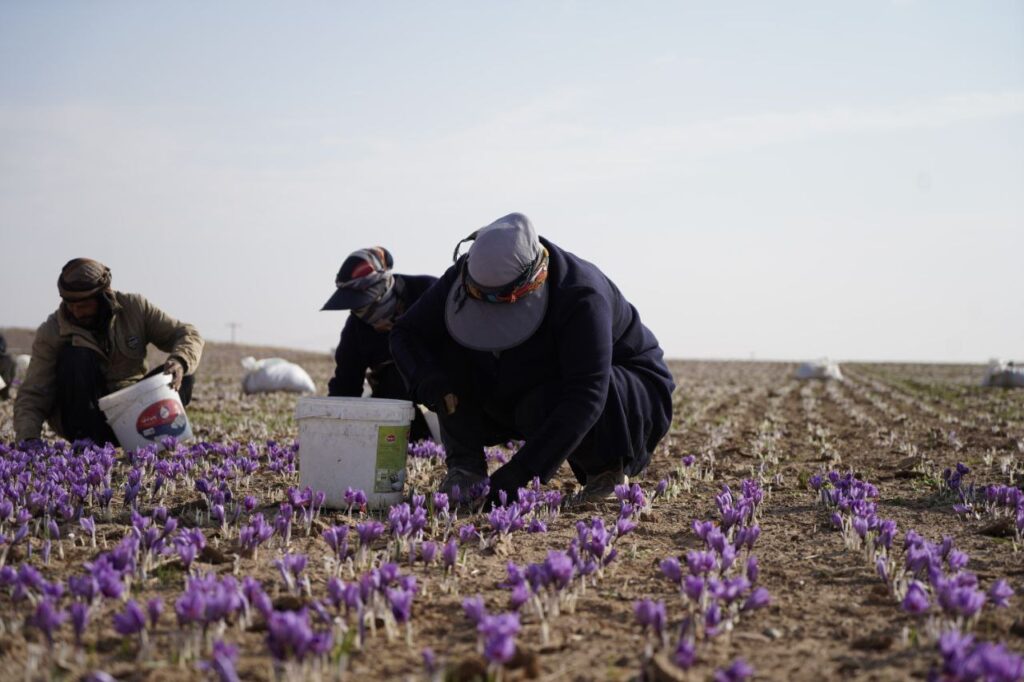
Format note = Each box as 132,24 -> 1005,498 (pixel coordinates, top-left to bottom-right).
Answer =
451,654 -> 489,681
1011,620 -> 1024,638
851,633 -> 894,651
508,647 -> 541,678
272,594 -> 308,611
980,517 -> 1016,538
199,545 -> 232,564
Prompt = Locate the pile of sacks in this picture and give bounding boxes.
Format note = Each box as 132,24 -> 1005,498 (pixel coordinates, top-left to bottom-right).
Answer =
981,360 -> 1024,389
795,358 -> 844,381
241,357 -> 316,394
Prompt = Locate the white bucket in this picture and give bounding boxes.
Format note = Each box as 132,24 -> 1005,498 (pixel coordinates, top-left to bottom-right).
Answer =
97,374 -> 193,452
296,396 -> 414,509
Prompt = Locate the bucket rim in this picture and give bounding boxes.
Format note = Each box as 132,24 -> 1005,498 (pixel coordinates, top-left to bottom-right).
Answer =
98,373 -> 172,411
295,395 -> 415,422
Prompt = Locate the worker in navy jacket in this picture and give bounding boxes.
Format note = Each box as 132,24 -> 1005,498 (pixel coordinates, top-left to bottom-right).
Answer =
322,247 -> 437,441
390,213 -> 675,503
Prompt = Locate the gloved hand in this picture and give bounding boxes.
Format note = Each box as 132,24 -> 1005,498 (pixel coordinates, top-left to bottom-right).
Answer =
418,373 -> 456,415
163,357 -> 185,391
486,458 -> 531,508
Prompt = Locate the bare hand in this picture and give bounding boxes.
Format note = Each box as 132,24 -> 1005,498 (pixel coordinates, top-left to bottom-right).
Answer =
443,393 -> 458,416
163,358 -> 185,391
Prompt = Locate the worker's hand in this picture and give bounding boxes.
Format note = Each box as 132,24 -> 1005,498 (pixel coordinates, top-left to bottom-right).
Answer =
486,459 -> 530,508
442,393 -> 458,416
163,357 -> 185,391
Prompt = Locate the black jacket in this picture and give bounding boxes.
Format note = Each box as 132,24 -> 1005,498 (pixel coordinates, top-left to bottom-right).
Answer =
328,274 -> 438,397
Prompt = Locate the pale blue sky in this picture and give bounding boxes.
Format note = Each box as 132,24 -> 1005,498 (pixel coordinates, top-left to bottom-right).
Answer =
2,1 -> 1022,361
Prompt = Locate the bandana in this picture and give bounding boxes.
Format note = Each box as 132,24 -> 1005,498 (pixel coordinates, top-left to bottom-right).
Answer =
463,246 -> 549,304
58,258 -> 112,301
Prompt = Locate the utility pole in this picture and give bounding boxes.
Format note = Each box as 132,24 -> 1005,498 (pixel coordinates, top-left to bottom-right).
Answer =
227,322 -> 241,345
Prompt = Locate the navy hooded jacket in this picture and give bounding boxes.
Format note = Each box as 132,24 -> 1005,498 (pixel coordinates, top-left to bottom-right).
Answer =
328,274 -> 438,397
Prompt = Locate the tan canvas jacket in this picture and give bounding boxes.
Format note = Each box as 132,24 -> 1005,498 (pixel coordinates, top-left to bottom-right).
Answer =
13,291 -> 204,441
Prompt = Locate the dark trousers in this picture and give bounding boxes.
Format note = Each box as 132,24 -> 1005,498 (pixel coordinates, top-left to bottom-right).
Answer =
438,381 -> 614,484
368,362 -> 432,442
56,345 -> 194,445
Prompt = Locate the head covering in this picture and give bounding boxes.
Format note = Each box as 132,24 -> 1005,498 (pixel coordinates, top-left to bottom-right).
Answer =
321,246 -> 396,313
58,258 -> 112,301
445,213 -> 550,352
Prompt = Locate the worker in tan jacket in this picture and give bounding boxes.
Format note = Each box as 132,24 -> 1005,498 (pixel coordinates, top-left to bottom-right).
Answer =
14,258 -> 204,444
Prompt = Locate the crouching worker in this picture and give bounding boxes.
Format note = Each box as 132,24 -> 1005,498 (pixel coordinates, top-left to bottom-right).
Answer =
321,247 -> 438,441
14,258 -> 204,445
390,213 -> 676,504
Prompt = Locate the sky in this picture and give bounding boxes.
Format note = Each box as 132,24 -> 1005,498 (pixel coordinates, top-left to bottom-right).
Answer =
1,1 -> 1022,362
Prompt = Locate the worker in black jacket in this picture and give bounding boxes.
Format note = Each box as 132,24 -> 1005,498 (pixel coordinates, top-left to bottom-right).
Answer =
322,247 -> 437,441
390,213 -> 675,503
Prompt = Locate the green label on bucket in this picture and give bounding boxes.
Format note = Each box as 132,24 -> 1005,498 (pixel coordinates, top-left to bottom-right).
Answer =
375,424 -> 409,494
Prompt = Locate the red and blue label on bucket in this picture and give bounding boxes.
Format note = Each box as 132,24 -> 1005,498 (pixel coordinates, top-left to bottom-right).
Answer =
136,399 -> 189,440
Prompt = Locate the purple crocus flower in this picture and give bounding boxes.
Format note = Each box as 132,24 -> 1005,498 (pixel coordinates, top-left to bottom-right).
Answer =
462,596 -> 487,624
660,557 -> 683,584
147,598 -> 163,629
422,647 -> 438,675
686,550 -> 717,576
70,601 -> 90,646
420,541 -> 438,564
442,538 -> 459,570
543,551 -> 575,589
988,579 -> 1014,608
113,600 -> 146,636
714,658 -> 754,682
684,575 -> 705,602
937,582 -> 986,619
356,520 -> 385,547
746,555 -> 760,583
29,598 -> 66,647
387,587 -> 414,623
200,639 -> 240,682
742,587 -> 771,612
458,524 -> 477,544
266,609 -> 315,661
633,599 -> 666,638
479,613 -> 520,665
674,636 -> 696,669
704,603 -> 724,637
527,519 -> 548,533
510,583 -> 530,611
902,581 -> 930,615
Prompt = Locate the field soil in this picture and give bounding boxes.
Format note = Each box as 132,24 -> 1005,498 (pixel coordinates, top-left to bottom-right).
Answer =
1,332 -> 1022,680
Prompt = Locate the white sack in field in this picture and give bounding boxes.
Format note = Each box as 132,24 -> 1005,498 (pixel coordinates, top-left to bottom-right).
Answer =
982,360 -> 1024,388
14,354 -> 30,385
796,358 -> 844,381
241,356 -> 316,394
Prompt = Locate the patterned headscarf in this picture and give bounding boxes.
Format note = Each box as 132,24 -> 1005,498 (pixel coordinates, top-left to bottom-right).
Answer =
337,247 -> 399,326
58,258 -> 112,301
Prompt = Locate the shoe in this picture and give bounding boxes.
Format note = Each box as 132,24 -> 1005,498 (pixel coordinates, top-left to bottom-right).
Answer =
438,466 -> 486,499
577,467 -> 628,504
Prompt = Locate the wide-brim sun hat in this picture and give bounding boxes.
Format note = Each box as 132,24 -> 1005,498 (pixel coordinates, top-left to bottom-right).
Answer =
445,213 -> 550,352
322,247 -> 394,311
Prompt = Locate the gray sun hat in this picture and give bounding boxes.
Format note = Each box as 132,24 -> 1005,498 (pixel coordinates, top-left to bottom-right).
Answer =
445,213 -> 550,352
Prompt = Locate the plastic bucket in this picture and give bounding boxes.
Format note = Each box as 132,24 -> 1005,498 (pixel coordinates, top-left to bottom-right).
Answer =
97,374 -> 193,452
296,396 -> 414,509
